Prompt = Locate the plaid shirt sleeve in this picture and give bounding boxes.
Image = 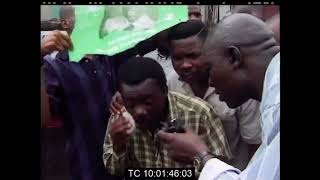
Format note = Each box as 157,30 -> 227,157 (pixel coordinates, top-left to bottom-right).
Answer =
102,115 -> 129,176
200,107 -> 233,160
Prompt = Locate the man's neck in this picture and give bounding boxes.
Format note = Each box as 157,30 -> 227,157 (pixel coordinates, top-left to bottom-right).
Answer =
189,77 -> 209,98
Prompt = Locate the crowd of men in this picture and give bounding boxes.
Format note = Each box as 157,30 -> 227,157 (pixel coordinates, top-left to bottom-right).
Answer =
41,5 -> 280,180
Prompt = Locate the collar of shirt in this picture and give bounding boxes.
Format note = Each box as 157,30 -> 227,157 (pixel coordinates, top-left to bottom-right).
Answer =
178,77 -> 216,100
167,92 -> 180,122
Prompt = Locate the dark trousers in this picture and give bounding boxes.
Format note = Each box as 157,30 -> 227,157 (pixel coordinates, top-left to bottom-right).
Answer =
41,128 -> 70,180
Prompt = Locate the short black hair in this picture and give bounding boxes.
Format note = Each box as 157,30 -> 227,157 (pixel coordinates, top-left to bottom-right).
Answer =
168,20 -> 208,43
117,57 -> 167,92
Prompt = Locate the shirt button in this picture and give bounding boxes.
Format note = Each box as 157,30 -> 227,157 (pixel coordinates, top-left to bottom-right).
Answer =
85,59 -> 89,63
93,70 -> 97,74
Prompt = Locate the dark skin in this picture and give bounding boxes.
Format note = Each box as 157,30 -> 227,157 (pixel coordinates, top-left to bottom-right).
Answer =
170,35 -> 210,98
41,7 -> 75,58
109,30 -> 171,114
60,6 -> 76,35
110,79 -> 168,153
41,30 -> 73,58
157,14 -> 279,164
188,5 -> 202,21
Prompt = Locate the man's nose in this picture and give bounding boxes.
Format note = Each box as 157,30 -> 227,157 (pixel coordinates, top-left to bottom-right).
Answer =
181,59 -> 193,69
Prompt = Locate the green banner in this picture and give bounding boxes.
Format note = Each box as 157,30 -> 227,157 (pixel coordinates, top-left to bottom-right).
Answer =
69,5 -> 188,62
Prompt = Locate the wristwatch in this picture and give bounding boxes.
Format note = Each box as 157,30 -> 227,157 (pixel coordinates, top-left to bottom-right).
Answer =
193,151 -> 214,173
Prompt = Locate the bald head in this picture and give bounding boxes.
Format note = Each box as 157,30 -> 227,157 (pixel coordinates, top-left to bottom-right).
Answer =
232,5 -> 264,20
59,6 -> 75,20
202,13 -> 280,107
204,13 -> 276,55
59,6 -> 75,34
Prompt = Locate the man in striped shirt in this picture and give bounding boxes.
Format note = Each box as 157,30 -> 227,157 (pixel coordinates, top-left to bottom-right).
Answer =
103,57 -> 232,176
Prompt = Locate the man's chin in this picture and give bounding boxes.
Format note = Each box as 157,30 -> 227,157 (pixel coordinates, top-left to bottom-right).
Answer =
179,76 -> 194,84
136,123 -> 151,131
224,99 -> 247,109
225,102 -> 238,109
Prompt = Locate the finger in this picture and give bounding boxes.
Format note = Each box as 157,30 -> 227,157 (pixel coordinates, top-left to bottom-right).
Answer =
114,102 -> 123,112
62,34 -> 73,50
51,38 -> 64,51
156,130 -> 174,143
110,105 -> 119,115
52,31 -> 71,49
60,38 -> 71,50
115,95 -> 124,106
55,33 -> 71,50
56,44 -> 64,51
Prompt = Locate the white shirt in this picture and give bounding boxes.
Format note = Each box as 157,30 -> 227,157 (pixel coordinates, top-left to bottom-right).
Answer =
143,50 -> 175,78
167,73 -> 261,170
199,52 -> 280,180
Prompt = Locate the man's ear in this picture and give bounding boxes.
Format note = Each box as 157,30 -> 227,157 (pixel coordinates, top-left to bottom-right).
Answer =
61,19 -> 68,29
228,46 -> 242,69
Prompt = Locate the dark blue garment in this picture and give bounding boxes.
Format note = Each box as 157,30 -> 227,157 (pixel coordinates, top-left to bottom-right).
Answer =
42,51 -> 123,180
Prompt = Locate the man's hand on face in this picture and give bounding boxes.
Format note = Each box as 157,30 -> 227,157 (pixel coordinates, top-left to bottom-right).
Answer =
109,91 -> 124,115
110,115 -> 133,153
41,30 -> 73,57
156,127 -> 209,164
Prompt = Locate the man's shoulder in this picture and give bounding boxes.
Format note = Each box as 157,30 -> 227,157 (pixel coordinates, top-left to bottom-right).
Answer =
169,92 -> 214,115
261,52 -> 280,110
167,72 -> 190,95
167,70 -> 179,80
